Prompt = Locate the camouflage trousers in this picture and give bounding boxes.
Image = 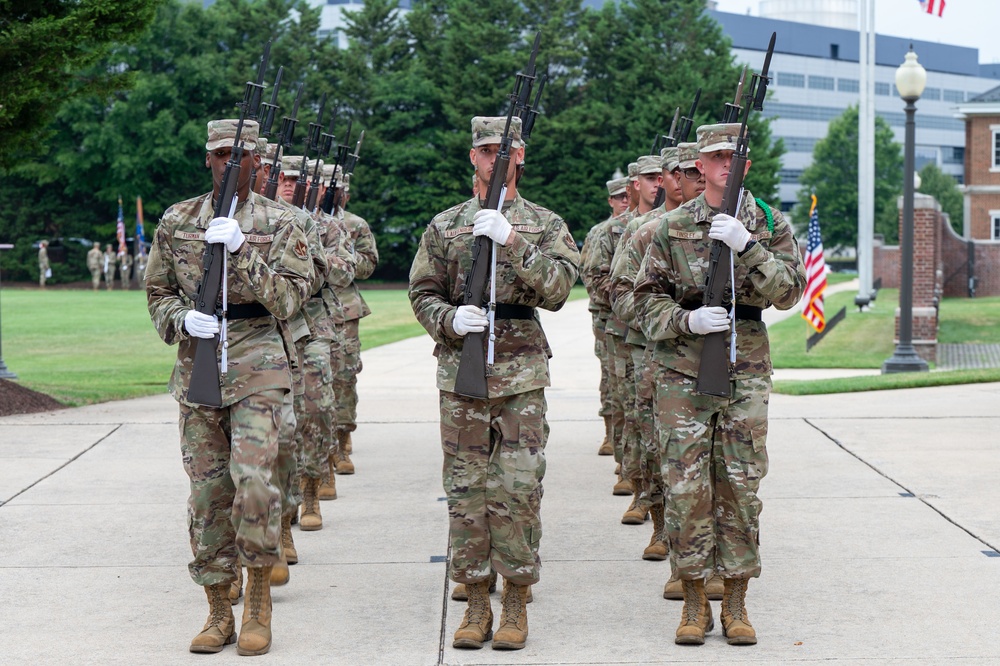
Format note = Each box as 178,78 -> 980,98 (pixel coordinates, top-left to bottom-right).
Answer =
103,268 -> 114,290
120,264 -> 131,289
604,332 -> 628,464
178,389 -> 283,587
89,268 -> 101,289
273,391 -> 299,519
654,365 -> 770,580
627,344 -> 662,513
332,318 -> 362,434
295,337 -> 336,479
590,313 -> 612,418
440,389 -> 548,586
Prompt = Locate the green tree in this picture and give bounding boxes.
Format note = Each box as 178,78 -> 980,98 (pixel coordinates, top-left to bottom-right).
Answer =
0,0 -> 162,168
917,162 -> 963,234
795,105 -> 902,248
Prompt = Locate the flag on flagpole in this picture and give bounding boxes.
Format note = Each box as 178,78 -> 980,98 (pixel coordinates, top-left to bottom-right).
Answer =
116,195 -> 127,256
802,194 -> 827,334
918,0 -> 945,17
135,196 -> 146,257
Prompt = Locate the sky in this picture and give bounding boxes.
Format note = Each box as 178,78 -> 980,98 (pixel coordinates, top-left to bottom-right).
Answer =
713,0 -> 1000,64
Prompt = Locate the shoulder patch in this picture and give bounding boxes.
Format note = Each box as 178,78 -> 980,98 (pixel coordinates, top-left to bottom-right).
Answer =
293,238 -> 309,260
174,230 -> 205,241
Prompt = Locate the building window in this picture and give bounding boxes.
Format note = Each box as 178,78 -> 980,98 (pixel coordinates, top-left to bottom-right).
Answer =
923,87 -> 941,101
993,128 -> 1000,169
808,75 -> 835,91
777,72 -> 805,88
830,44 -> 839,59
875,82 -> 891,96
942,146 -> 964,165
838,78 -> 859,93
991,212 -> 1000,240
943,89 -> 965,103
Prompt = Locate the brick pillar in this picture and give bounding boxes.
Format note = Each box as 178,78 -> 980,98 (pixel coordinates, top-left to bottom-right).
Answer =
895,193 -> 940,363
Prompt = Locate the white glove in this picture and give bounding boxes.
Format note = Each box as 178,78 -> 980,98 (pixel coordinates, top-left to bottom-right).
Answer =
205,216 -> 245,253
708,213 -> 752,252
472,209 -> 513,246
184,310 -> 220,339
452,305 -> 489,337
688,306 -> 731,335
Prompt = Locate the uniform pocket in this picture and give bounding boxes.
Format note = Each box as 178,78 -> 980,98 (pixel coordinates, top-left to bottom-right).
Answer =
441,423 -> 460,457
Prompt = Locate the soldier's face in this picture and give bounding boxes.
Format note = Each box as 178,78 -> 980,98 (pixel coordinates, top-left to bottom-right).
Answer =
676,166 -> 705,202
608,192 -> 629,216
206,147 -> 260,191
661,168 -> 683,207
469,144 -> 523,191
254,164 -> 271,195
636,173 -> 662,207
696,150 -> 750,193
277,172 -> 297,202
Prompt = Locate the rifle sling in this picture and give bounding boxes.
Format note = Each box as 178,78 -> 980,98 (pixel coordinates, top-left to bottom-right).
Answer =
491,303 -> 535,320
227,302 -> 272,320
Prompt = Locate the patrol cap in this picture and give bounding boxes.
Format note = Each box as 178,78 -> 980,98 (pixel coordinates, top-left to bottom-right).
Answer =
659,146 -> 679,172
606,176 -> 629,197
281,155 -> 305,178
677,142 -> 699,169
636,155 -> 661,176
343,173 -> 351,194
697,122 -> 744,153
205,119 -> 260,152
472,116 -> 523,149
627,162 -> 639,181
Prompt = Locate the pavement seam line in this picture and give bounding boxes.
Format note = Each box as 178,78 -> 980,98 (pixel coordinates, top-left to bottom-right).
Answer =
803,417 -> 1000,556
0,423 -> 123,508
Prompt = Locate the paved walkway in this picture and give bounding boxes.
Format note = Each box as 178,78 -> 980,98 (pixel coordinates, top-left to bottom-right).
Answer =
2,297 -> 999,664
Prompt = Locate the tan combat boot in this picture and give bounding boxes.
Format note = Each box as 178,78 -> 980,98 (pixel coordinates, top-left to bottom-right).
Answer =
612,472 -> 632,496
706,573 -> 724,600
237,566 -> 274,656
597,415 -> 613,455
270,544 -> 289,586
493,579 -> 529,650
190,583 -> 237,653
317,465 -> 338,500
334,430 -> 355,474
721,577 -> 757,645
642,502 -> 668,560
281,514 -> 298,564
299,476 -> 323,531
621,491 -> 648,525
663,572 -> 683,600
452,570 -> 497,601
228,565 -> 243,605
675,578 -> 714,645
452,580 -> 493,649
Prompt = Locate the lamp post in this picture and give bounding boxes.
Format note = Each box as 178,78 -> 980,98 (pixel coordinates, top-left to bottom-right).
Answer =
883,46 -> 929,374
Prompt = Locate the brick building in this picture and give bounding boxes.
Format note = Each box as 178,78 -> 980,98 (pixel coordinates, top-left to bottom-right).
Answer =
958,86 -> 1000,239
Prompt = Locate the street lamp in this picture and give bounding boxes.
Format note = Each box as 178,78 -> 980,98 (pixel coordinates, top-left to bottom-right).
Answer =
883,46 -> 929,374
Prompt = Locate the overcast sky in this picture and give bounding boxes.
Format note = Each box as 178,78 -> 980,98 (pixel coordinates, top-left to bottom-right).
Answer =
714,0 -> 1000,64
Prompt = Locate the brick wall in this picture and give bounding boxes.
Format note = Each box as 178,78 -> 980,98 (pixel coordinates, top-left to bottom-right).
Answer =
940,214 -> 1000,297
964,114 -> 1000,240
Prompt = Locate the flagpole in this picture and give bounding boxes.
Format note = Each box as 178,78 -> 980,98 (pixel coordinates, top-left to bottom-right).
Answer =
856,0 -> 876,311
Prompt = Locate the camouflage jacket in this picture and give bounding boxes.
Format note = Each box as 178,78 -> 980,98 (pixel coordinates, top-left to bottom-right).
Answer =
609,209 -> 661,346
409,195 -> 580,398
580,213 -> 627,318
318,209 -> 357,326
334,209 -> 378,321
86,248 -> 101,271
146,192 -> 314,407
38,248 -> 49,269
103,250 -> 115,272
633,191 -> 805,379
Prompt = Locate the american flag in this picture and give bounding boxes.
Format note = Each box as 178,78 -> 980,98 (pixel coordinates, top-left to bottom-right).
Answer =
135,196 -> 146,256
919,0 -> 945,17
116,195 -> 127,256
802,195 -> 827,333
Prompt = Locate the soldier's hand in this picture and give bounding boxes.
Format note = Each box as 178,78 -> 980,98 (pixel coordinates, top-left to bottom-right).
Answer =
184,310 -> 220,339
708,214 -> 751,252
688,306 -> 730,335
452,305 -> 489,337
205,216 -> 245,253
472,209 -> 513,246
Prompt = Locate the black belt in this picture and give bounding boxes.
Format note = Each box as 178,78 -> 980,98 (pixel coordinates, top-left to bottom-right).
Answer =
227,302 -> 272,320
678,302 -> 762,321
493,303 -> 535,320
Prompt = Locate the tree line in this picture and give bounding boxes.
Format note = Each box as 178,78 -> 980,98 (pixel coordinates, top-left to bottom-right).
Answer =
0,0 -> 785,283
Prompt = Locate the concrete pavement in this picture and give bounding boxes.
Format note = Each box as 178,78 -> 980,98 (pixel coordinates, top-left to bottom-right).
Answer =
2,297 -> 999,664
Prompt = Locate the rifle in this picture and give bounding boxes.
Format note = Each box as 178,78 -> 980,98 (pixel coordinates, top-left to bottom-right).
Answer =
303,93 -> 329,212
677,87 -> 702,143
292,93 -> 326,208
651,108 -> 680,208
321,118 -> 353,215
187,41 -> 271,407
721,67 -> 748,124
250,65 -> 282,194
263,83 -> 303,201
453,32 -> 543,399
696,32 -> 775,397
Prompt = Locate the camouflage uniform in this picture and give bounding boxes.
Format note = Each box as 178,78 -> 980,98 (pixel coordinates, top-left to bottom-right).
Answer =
38,244 -> 49,287
633,190 -> 805,579
333,208 -> 378,436
119,251 -> 133,289
103,247 -> 116,290
409,193 -> 579,585
87,245 -> 102,289
146,190 -> 313,585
